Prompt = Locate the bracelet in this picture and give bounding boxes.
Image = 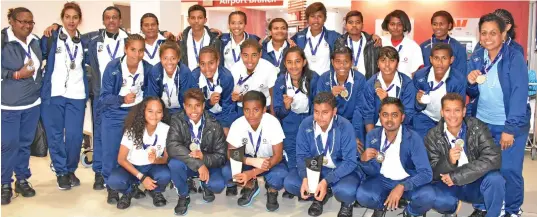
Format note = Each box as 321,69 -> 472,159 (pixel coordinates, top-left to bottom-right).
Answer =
14,71 -> 19,80
136,172 -> 143,180
140,175 -> 148,182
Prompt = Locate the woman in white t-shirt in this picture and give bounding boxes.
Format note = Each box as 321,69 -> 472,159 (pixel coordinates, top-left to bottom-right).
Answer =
107,96 -> 171,210
380,10 -> 423,78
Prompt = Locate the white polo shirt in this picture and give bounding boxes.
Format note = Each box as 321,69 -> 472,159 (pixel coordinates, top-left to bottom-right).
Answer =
227,113 -> 285,158
119,60 -> 144,107
266,39 -> 288,72
1,27 -> 41,110
314,117 -> 336,168
186,28 -> 211,71
121,121 -> 169,166
444,122 -> 469,167
143,34 -> 166,65
422,68 -> 450,122
97,30 -> 129,81
231,58 -> 278,107
346,33 -> 367,76
284,73 -> 309,114
381,35 -> 423,78
161,67 -> 180,109
376,73 -> 403,126
223,33 -> 246,70
305,28 -> 331,75
51,27 -> 85,99
199,69 -> 223,113
380,127 -> 410,180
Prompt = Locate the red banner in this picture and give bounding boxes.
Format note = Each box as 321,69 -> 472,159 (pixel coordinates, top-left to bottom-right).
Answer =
198,0 -> 284,7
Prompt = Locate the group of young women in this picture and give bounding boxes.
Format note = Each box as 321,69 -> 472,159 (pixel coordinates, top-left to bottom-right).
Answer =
0,2 -> 529,217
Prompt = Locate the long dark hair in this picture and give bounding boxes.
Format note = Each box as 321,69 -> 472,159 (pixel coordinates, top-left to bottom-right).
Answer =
283,46 -> 313,94
123,96 -> 169,149
493,9 -> 516,39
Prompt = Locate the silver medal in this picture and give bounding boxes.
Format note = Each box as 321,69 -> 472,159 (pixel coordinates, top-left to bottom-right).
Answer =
189,142 -> 199,151
214,85 -> 223,94
376,152 -> 385,163
420,94 -> 431,104
455,139 -> 464,148
476,75 -> 487,84
70,61 -> 76,70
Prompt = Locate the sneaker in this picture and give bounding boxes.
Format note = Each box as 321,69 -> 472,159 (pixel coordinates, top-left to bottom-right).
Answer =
132,184 -> 146,199
187,178 -> 198,194
116,192 -> 133,209
372,209 -> 386,217
402,209 -> 422,217
69,172 -> 80,187
15,180 -> 36,197
1,184 -> 12,205
504,210 -> 523,217
469,209 -> 487,217
107,188 -> 120,205
266,190 -> 279,212
174,195 -> 190,216
151,192 -> 167,207
201,185 -> 215,203
226,185 -> 238,196
337,203 -> 353,217
282,190 -> 294,199
237,179 -> 260,207
93,173 -> 105,190
308,200 -> 324,216
57,174 -> 72,190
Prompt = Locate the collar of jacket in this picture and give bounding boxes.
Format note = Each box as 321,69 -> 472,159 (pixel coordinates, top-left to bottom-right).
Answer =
182,25 -> 216,41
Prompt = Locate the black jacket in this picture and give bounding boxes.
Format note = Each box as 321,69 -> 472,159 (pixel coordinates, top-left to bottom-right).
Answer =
334,31 -> 379,80
179,26 -> 221,66
425,117 -> 501,186
166,111 -> 227,171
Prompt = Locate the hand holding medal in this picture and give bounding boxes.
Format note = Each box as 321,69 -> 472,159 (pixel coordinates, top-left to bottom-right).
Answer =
467,70 -> 484,85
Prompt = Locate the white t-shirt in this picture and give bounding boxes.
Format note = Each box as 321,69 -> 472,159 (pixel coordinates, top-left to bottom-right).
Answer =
444,123 -> 469,167
1,27 -> 41,110
119,60 -> 144,107
227,113 -> 285,158
266,39 -> 288,72
314,118 -> 336,168
143,34 -> 166,65
284,73 -> 309,114
223,34 -> 246,70
198,69 -> 223,113
381,35 -> 423,78
186,28 -> 211,71
161,68 -> 180,109
375,73 -> 403,126
305,28 -> 331,75
97,30 -> 129,81
346,33 -> 367,76
422,68 -> 450,122
380,127 -> 410,180
121,122 -> 169,166
51,27 -> 85,99
230,58 -> 278,107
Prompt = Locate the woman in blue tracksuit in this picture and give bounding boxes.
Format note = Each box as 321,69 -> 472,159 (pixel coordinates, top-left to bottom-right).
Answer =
291,2 -> 341,76
466,14 -> 529,217
40,2 -> 88,190
420,10 -> 467,76
261,18 -> 289,73
353,46 -> 415,143
220,11 -> 260,70
100,34 -> 153,204
413,43 -> 466,138
191,46 -> 236,135
273,46 -> 319,176
145,40 -> 196,114
1,7 -> 42,205
474,9 -> 524,55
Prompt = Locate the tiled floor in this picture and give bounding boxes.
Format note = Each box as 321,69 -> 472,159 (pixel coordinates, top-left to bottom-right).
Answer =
2,153 -> 537,217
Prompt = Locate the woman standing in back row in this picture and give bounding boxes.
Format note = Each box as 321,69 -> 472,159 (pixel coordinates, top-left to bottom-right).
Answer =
220,11 -> 260,70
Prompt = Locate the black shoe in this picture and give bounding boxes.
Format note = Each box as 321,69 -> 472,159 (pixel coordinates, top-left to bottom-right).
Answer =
469,209 -> 487,217
308,200 -> 324,216
237,179 -> 260,207
338,203 -> 353,217
266,190 -> 279,212
187,178 -> 198,194
69,172 -> 80,187
93,173 -> 105,190
15,180 -> 36,197
174,195 -> 190,216
132,184 -> 146,199
402,209 -> 421,217
1,184 -> 12,205
107,188 -> 120,205
353,200 -> 364,208
372,209 -> 387,217
57,175 -> 72,190
151,191 -> 167,207
226,185 -> 238,196
116,192 -> 133,209
282,190 -> 294,199
201,186 -> 215,203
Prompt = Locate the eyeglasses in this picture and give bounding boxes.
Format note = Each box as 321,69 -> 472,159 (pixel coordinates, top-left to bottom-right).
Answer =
15,19 -> 35,26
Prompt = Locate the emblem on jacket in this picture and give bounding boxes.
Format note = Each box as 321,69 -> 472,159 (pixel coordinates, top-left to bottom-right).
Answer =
225,48 -> 230,55
242,138 -> 248,146
473,57 -> 480,62
371,138 -> 378,144
98,45 -> 103,52
122,78 -> 126,87
56,47 -> 62,54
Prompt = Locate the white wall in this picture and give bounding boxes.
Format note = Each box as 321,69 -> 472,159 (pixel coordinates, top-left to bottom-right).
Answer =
207,10 -> 230,34
130,1 -> 160,34
1,1 -> 115,36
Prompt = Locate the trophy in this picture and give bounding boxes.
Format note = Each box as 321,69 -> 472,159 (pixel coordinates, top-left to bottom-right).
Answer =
230,146 -> 245,182
305,155 -> 323,195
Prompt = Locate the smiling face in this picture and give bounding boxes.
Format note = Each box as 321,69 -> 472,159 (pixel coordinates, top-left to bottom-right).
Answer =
307,11 -> 325,33
431,15 -> 451,39
240,46 -> 260,72
145,99 -> 164,127
62,8 -> 81,33
284,51 -> 306,79
479,21 -> 506,52
379,104 -> 404,133
331,53 -> 352,78
9,12 -> 34,39
160,48 -> 179,75
184,97 -> 204,124
441,99 -> 465,130
199,52 -> 219,80
270,21 -> 288,42
378,56 -> 398,76
228,14 -> 246,37
125,40 -> 145,66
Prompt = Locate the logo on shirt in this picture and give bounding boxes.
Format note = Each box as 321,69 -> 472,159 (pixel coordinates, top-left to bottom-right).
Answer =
242,138 -> 248,146
325,82 -> 330,86
371,138 -> 378,144
280,85 -> 285,90
262,138 -> 267,144
473,57 -> 480,62
56,47 -> 62,54
306,128 -> 313,133
98,45 -> 103,52
324,42 -> 328,47
225,48 -> 230,55
259,84 -> 264,89
112,71 -> 118,75
418,78 -> 425,82
402,57 -> 409,63
243,85 -> 250,92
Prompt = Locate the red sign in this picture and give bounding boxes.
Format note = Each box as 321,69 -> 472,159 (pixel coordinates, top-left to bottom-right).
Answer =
198,0 -> 284,7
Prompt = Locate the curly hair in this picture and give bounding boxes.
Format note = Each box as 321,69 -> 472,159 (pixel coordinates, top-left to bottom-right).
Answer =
123,96 -> 169,149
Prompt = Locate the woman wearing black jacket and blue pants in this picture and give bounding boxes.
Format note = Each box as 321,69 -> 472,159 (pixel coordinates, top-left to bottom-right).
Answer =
1,7 -> 42,205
